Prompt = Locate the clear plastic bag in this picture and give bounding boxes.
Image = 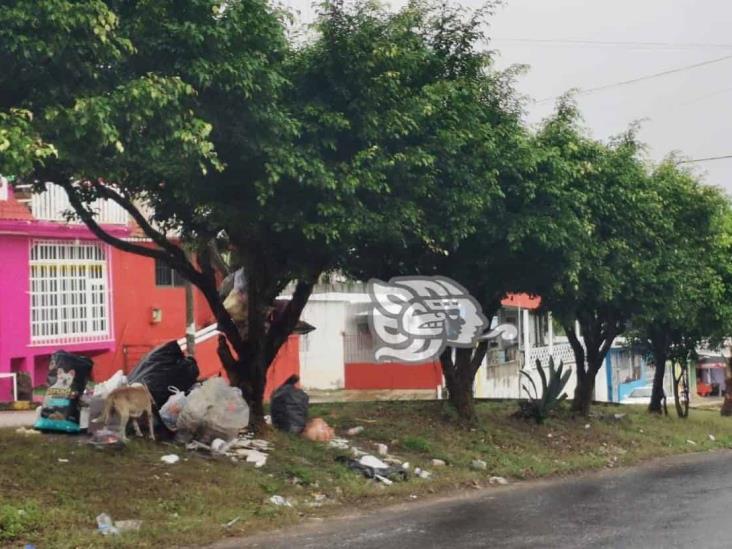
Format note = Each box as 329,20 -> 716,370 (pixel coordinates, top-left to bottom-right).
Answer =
159,387 -> 187,431
176,378 -> 249,443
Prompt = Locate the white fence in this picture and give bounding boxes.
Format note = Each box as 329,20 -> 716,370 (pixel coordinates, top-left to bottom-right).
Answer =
527,343 -> 577,368
27,184 -> 129,225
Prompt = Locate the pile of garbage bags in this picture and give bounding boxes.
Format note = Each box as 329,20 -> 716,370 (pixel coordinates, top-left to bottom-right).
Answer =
170,377 -> 250,443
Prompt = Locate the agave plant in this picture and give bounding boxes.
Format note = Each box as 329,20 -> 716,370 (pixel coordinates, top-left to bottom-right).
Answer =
519,357 -> 571,424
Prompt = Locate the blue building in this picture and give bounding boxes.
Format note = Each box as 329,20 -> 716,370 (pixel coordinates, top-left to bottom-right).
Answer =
604,344 -> 651,402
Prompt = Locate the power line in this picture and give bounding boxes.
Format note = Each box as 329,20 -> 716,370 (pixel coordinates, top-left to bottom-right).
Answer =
493,38 -> 732,50
677,155 -> 732,164
536,54 -> 732,104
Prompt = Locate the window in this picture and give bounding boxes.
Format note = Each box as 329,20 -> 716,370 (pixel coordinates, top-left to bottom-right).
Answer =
155,258 -> 186,287
30,240 -> 109,344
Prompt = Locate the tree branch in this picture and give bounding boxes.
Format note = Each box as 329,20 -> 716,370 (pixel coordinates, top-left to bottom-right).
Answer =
58,181 -> 168,261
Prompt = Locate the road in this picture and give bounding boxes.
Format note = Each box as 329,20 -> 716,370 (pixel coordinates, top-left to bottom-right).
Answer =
219,450 -> 732,549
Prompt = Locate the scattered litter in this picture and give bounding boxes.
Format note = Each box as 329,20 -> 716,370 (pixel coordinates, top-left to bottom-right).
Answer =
431,459 -> 446,467
687,439 -> 697,446
374,474 -> 393,485
269,495 -> 292,507
376,443 -> 388,456
613,413 -> 626,420
328,437 -> 350,450
346,426 -> 364,436
471,459 -> 487,471
414,468 -> 431,479
709,434 -> 716,441
57,458 -> 69,463
547,433 -> 553,438
115,520 -> 142,533
336,455 -> 408,483
489,476 -> 509,485
223,516 -> 240,528
88,429 -> 125,450
15,427 -> 41,436
160,454 -> 180,464
409,494 -> 418,500
210,438 -> 232,454
402,462 -> 410,470
96,513 -> 118,536
351,447 -> 367,458
584,424 -> 591,430
359,454 -> 389,469
302,417 -> 335,442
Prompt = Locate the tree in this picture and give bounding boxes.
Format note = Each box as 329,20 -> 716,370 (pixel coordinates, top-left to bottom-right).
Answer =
2,0 -> 533,421
629,160 -> 732,416
538,103 -> 661,415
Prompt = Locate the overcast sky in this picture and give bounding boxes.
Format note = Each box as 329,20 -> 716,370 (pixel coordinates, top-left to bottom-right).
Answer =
283,0 -> 732,192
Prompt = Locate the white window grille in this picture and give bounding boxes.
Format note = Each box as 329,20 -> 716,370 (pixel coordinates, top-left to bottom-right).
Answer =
29,240 -> 111,345
0,176 -> 8,200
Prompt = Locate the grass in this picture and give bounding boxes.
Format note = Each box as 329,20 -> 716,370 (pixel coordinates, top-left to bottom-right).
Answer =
1,400 -> 732,547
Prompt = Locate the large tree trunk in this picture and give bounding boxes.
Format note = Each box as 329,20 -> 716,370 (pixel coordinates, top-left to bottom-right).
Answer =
440,344 -> 488,425
648,346 -> 667,414
572,372 -> 596,416
564,317 -> 617,416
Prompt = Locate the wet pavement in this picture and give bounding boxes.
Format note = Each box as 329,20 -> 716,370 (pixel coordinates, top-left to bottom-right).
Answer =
220,450 -> 732,549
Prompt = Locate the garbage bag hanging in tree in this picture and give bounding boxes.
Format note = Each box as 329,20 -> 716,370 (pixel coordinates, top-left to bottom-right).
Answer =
270,375 -> 309,434
127,341 -> 199,409
34,351 -> 93,433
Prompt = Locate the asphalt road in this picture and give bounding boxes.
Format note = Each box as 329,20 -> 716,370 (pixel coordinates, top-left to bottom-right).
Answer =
221,450 -> 732,549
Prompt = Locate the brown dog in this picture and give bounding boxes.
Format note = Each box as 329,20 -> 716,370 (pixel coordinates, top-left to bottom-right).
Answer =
99,384 -> 155,441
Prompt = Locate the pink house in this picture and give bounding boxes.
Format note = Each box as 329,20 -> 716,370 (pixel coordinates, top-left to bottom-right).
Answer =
0,178 -> 130,400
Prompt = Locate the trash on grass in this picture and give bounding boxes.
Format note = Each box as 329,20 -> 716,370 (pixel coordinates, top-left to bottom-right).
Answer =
96,513 -> 119,536
269,495 -> 292,507
302,417 -> 335,442
223,516 -> 240,528
489,476 -> 509,485
115,520 -> 142,533
88,429 -> 125,450
471,459 -> 487,471
359,454 -> 389,469
376,443 -> 388,456
160,454 -> 180,464
431,459 -> 446,467
15,427 -> 41,436
346,426 -> 364,436
176,377 -> 249,443
271,375 -> 309,434
336,455 -> 408,483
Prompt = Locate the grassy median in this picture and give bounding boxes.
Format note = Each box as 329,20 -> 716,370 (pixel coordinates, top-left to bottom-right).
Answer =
1,400 -> 731,548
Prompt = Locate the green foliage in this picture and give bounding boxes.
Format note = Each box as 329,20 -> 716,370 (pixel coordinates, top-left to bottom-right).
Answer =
0,501 -> 41,542
401,435 -> 433,453
519,358 -> 571,423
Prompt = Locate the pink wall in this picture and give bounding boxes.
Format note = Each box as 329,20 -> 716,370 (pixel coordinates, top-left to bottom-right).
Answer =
0,222 -> 125,400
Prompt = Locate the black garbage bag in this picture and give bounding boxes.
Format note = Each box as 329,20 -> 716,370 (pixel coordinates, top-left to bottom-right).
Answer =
270,375 -> 309,434
34,351 -> 93,433
128,341 -> 199,409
